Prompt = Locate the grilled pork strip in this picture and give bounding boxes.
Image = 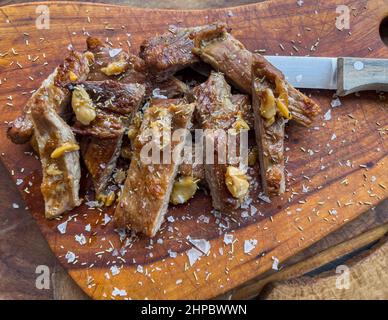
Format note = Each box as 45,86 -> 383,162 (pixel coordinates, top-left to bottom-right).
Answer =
7,50 -> 90,144
252,54 -> 286,196
114,101 -> 195,237
193,71 -> 249,214
139,25 -> 206,80
31,104 -> 81,218
192,23 -> 321,126
72,81 -> 145,195
86,37 -> 146,84
87,37 -> 189,100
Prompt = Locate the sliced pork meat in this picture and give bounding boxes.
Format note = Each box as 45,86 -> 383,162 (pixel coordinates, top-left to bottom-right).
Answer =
30,103 -> 81,218
86,37 -> 146,84
192,23 -> 321,126
71,80 -> 145,195
252,54 -> 287,196
193,71 -> 250,214
114,101 -> 195,237
7,50 -> 90,144
139,25 -> 206,80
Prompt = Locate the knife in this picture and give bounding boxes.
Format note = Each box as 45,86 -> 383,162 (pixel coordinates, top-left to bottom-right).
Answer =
265,56 -> 388,96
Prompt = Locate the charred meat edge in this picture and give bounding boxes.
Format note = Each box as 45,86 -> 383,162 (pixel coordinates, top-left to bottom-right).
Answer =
71,80 -> 146,195
31,104 -> 81,218
139,25 -> 206,79
114,102 -> 195,237
252,54 -> 286,196
193,71 -> 249,213
191,22 -> 321,126
7,50 -> 90,144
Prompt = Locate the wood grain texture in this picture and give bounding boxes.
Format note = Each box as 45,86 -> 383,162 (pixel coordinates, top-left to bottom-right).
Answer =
260,237 -> 388,299
218,201 -> 388,300
0,0 -> 259,9
0,0 -> 387,300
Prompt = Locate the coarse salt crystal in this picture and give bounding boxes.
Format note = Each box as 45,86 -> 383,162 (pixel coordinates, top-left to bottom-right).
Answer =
186,247 -> 202,266
75,234 -> 86,245
324,109 -> 332,121
330,97 -> 342,108
223,234 -> 234,245
244,239 -> 258,254
112,287 -> 127,297
272,257 -> 279,270
110,265 -> 120,276
57,221 -> 68,234
189,238 -> 211,254
65,251 -> 76,263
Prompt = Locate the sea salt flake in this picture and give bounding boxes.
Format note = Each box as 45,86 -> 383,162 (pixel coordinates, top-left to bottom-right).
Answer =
108,48 -> 122,57
12,203 -> 19,209
75,233 -> 86,245
189,238 -> 211,254
324,109 -> 332,121
331,133 -> 337,140
223,233 -> 234,245
65,251 -> 76,263
241,211 -> 249,218
152,88 -> 167,99
302,184 -> 309,193
57,221 -> 68,234
110,265 -> 120,276
167,216 -> 175,223
16,179 -> 23,186
112,287 -> 127,297
272,257 -> 279,270
136,265 -> 144,273
258,193 -> 271,203
85,200 -> 99,208
250,205 -> 258,216
103,213 -> 112,225
168,250 -> 177,258
330,97 -> 342,108
85,224 -> 91,232
244,239 -> 258,254
186,247 -> 202,266
198,215 -> 210,224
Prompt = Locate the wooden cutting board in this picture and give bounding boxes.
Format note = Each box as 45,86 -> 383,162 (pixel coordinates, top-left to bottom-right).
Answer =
0,0 -> 387,300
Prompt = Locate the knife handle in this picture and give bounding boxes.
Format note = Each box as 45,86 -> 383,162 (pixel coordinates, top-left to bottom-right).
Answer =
337,57 -> 388,96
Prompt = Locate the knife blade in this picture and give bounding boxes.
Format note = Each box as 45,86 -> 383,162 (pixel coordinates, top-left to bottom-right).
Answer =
265,56 -> 337,90
264,56 -> 388,96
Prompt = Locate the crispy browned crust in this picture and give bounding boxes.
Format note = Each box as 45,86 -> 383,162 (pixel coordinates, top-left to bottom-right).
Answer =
7,50 -> 90,144
252,54 -> 286,196
71,80 -> 145,194
178,162 -> 205,181
86,36 -> 146,84
192,23 -> 321,126
30,103 -> 81,218
231,94 -> 254,129
193,71 -> 249,213
76,111 -> 124,194
252,55 -> 320,126
139,25 -> 206,79
114,102 -> 195,237
73,80 -> 145,117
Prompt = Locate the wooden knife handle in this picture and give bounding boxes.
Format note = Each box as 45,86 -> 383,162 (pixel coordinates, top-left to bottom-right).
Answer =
337,57 -> 388,96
